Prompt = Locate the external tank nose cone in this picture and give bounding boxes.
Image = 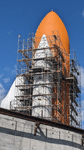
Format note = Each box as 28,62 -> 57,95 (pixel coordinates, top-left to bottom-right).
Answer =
35,11 -> 70,54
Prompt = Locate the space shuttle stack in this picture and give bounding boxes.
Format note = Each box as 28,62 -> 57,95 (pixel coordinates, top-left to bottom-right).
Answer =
32,35 -> 52,119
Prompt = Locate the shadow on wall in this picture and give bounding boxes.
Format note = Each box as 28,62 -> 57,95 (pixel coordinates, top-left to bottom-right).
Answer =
0,125 -> 82,149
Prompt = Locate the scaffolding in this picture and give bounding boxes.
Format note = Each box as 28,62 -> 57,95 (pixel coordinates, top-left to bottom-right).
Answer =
10,31 -> 81,128
69,50 -> 81,128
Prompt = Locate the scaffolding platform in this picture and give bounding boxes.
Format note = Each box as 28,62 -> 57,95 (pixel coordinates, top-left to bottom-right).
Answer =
10,32 -> 81,128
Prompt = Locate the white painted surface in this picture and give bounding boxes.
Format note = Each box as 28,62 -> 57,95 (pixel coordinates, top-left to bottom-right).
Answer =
32,35 -> 52,119
1,76 -> 25,109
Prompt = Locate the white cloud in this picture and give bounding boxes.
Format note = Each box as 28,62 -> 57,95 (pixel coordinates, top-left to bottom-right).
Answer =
11,65 -> 16,75
79,67 -> 84,128
0,83 -> 5,94
4,67 -> 10,71
0,83 -> 5,105
81,67 -> 84,88
82,111 -> 84,127
0,74 -> 4,78
81,67 -> 84,94
3,78 -> 10,84
81,100 -> 84,106
7,30 -> 13,35
82,10 -> 84,17
7,31 -> 10,35
81,100 -> 84,128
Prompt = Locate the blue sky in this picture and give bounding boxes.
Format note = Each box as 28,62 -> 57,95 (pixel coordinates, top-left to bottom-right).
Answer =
0,0 -> 84,127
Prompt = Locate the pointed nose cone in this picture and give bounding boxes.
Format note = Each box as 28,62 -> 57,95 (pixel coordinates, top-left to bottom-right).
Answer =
35,11 -> 70,54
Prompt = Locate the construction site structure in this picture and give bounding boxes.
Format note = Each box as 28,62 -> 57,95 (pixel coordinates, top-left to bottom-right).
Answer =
0,10 -> 82,150
70,50 -> 81,127
10,31 -> 81,128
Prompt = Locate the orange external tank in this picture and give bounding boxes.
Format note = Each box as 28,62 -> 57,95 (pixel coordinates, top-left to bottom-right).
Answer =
34,11 -> 70,125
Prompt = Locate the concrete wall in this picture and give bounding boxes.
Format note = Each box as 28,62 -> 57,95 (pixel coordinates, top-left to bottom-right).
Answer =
0,113 -> 83,150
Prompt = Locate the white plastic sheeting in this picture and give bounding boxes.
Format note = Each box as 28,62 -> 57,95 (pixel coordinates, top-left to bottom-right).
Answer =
1,76 -> 25,109
32,34 -> 52,119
